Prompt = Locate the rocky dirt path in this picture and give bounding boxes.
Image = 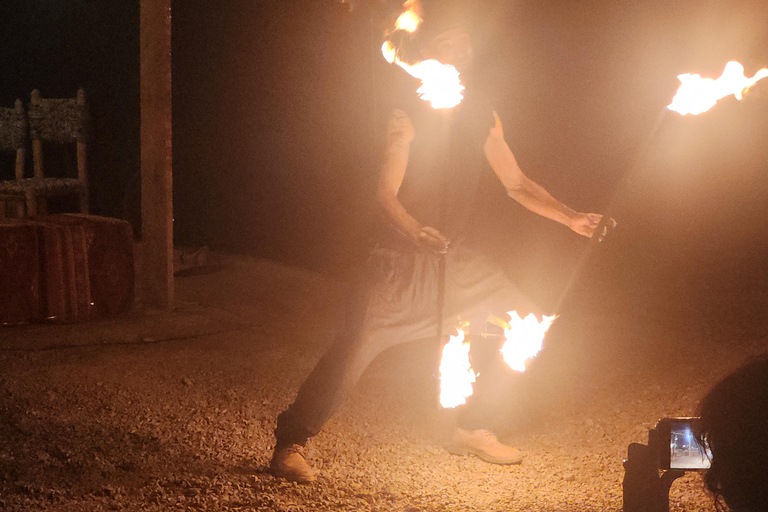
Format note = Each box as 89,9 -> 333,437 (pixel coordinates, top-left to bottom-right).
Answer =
1,255 -> 765,511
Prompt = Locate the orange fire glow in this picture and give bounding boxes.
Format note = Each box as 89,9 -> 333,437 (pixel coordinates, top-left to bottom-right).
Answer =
382,0 -> 465,109
439,329 -> 476,408
394,0 -> 422,33
667,61 -> 768,116
497,312 -> 556,373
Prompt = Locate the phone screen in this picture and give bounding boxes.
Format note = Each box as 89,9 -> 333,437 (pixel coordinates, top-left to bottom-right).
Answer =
669,421 -> 712,470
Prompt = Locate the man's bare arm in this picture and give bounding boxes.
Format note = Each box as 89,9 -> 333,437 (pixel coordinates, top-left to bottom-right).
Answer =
483,111 -> 602,237
376,109 -> 450,252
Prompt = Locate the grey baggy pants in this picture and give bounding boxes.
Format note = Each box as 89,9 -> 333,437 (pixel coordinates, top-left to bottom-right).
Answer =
275,240 -> 541,446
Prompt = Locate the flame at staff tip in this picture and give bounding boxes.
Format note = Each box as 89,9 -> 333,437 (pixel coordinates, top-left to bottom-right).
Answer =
667,61 -> 768,116
403,59 -> 465,109
381,0 -> 465,109
439,329 -> 476,409
499,312 -> 556,373
394,0 -> 422,34
380,48 -> 465,110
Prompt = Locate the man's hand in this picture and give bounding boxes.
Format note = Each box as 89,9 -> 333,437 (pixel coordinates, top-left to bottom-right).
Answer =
417,226 -> 450,255
569,212 -> 603,238
623,442 -> 684,512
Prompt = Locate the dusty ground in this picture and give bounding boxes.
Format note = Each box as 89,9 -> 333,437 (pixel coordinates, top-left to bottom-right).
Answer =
0,251 -> 766,511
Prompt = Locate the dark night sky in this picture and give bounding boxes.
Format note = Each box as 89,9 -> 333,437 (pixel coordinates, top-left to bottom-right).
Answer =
3,0 -> 768,316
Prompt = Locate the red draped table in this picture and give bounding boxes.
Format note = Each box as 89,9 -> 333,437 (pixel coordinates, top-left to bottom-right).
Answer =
0,214 -> 134,325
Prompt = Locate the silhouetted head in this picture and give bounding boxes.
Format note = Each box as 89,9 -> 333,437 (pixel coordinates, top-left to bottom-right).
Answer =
419,26 -> 473,72
386,0 -> 474,72
697,355 -> 768,511
416,0 -> 474,72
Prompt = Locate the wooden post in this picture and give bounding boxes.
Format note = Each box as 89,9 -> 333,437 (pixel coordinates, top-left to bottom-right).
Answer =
30,91 -> 44,180
13,99 -> 26,181
140,0 -> 174,308
76,88 -> 89,214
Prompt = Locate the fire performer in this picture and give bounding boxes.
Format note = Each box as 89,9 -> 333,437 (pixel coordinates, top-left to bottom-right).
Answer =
270,5 -> 603,483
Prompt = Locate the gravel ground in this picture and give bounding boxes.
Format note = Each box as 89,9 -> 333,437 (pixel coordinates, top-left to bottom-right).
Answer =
0,253 -> 766,511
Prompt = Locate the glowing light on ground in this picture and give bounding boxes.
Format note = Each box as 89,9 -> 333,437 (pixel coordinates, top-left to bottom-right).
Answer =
439,329 -> 476,408
667,61 -> 768,115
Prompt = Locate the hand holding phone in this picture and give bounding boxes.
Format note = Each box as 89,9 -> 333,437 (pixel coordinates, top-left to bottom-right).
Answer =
654,417 -> 712,471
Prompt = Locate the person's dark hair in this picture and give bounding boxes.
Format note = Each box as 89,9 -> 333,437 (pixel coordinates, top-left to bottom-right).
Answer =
696,355 -> 768,511
414,0 -> 471,46
383,0 -> 475,63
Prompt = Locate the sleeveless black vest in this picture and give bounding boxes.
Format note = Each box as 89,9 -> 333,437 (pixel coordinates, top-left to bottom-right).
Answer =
395,87 -> 495,242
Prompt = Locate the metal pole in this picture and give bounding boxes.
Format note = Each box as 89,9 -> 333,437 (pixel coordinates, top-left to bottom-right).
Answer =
435,112 -> 453,405
436,252 -> 447,339
553,109 -> 669,312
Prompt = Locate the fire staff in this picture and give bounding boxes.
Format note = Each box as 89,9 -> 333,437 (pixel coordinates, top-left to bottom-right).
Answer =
270,10 -> 603,484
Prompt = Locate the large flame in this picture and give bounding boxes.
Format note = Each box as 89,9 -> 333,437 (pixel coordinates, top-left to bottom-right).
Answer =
667,61 -> 768,116
394,0 -> 422,33
382,1 -> 465,109
439,329 -> 476,408
497,312 -> 556,373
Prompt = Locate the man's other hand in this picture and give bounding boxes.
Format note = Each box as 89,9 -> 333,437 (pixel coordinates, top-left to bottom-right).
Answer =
417,226 -> 450,255
569,212 -> 603,238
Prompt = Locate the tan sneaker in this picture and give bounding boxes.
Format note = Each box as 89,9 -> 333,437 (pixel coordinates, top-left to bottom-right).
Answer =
447,428 -> 523,465
270,444 -> 316,483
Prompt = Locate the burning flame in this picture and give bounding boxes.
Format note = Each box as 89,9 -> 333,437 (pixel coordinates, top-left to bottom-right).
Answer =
382,0 -> 465,109
496,312 -> 556,373
394,0 -> 422,33
667,61 -> 768,115
439,328 -> 476,408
